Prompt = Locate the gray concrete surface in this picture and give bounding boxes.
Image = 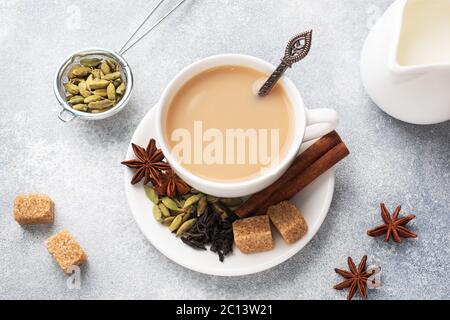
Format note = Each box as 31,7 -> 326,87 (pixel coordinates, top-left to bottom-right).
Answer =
0,0 -> 448,300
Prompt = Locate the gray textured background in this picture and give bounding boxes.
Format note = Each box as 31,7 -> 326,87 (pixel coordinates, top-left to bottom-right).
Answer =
0,0 -> 449,300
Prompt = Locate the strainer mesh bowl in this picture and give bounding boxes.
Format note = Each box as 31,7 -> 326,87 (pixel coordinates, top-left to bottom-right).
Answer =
54,48 -> 133,121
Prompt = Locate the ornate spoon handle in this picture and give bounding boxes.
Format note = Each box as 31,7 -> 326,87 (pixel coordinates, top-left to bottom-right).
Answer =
258,30 -> 313,97
258,61 -> 290,97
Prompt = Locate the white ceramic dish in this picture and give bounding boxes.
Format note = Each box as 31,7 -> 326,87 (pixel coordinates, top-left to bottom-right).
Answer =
124,107 -> 335,276
361,0 -> 450,125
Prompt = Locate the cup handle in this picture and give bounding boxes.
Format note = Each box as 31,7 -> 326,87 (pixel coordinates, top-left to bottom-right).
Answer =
303,108 -> 339,142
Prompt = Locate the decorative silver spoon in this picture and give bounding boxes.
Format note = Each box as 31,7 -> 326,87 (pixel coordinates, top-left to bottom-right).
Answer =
258,30 -> 313,97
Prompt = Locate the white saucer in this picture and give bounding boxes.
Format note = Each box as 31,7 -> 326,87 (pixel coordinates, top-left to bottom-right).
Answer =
124,106 -> 335,276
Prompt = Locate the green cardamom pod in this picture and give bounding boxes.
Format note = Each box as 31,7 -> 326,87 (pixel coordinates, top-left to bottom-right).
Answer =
176,219 -> 197,237
162,216 -> 175,226
78,81 -> 87,90
84,95 -> 103,104
64,83 -> 80,95
144,186 -> 159,204
68,96 -> 85,105
102,72 -> 121,81
91,69 -> 103,80
67,64 -> 82,79
85,74 -> 94,91
78,81 -> 92,98
106,59 -> 119,72
70,78 -> 84,85
93,89 -> 108,97
182,211 -> 192,223
71,104 -> 88,111
173,198 -> 185,208
89,80 -> 111,90
113,78 -> 122,88
158,203 -> 171,218
116,82 -> 126,95
107,83 -> 116,101
152,205 -> 163,222
196,196 -> 207,216
80,58 -> 102,68
80,90 -> 92,98
161,197 -> 184,212
88,99 -> 114,110
168,214 -> 183,232
100,62 -> 112,75
71,66 -> 91,78
183,194 -> 202,208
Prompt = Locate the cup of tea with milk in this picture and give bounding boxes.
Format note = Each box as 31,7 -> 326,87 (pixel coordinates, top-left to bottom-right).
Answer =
154,53 -> 338,197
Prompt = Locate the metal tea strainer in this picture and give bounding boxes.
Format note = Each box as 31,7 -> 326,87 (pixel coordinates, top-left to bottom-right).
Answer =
54,0 -> 189,122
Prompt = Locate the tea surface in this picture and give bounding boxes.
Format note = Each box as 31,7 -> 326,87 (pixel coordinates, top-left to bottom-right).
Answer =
164,65 -> 295,181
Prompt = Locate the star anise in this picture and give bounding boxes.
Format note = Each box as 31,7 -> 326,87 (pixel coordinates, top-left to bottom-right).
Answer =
154,169 -> 190,197
367,203 -> 417,243
121,139 -> 170,185
334,255 -> 373,300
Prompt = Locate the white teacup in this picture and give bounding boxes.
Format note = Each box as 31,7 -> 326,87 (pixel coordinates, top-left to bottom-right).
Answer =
155,54 -> 338,197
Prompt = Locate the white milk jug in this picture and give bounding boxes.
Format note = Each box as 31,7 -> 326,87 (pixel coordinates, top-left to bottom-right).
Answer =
361,0 -> 450,125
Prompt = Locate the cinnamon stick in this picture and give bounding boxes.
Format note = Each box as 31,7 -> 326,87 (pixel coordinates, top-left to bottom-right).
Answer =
235,131 -> 343,218
254,142 -> 349,215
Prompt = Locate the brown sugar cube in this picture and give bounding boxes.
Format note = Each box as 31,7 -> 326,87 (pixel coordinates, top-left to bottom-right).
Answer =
233,215 -> 273,254
267,201 -> 308,244
45,230 -> 87,273
14,194 -> 54,225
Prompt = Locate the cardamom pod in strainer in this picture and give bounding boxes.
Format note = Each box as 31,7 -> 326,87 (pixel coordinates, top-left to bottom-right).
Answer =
63,56 -> 125,114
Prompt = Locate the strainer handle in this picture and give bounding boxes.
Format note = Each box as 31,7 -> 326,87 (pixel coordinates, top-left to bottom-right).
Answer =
119,0 -> 189,55
58,109 -> 76,122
